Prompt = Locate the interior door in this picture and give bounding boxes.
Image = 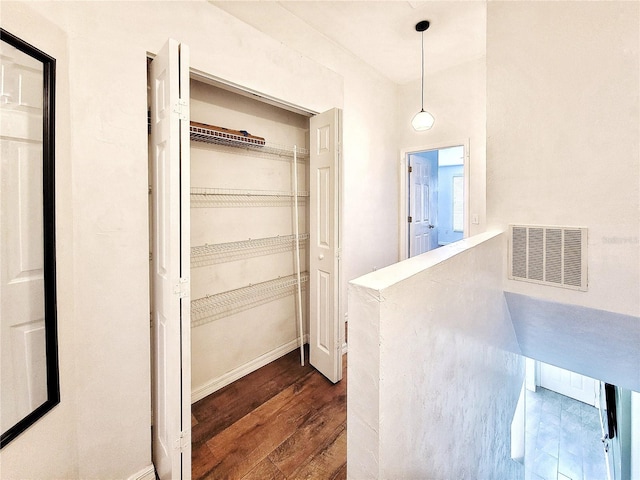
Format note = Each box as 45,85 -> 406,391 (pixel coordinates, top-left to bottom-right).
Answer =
409,153 -> 438,256
0,43 -> 47,431
150,38 -> 191,479
309,108 -> 342,383
539,362 -> 599,407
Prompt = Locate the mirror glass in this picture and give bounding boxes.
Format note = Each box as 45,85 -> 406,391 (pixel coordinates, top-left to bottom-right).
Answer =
0,29 -> 59,448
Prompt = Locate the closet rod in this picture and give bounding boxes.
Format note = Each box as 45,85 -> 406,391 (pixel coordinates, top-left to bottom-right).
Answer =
293,145 -> 305,367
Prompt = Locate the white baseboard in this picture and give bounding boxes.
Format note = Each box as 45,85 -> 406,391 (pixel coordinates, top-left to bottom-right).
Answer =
191,335 -> 309,403
127,464 -> 155,480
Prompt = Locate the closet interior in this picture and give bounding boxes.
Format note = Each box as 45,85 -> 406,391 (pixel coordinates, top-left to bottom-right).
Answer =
188,78 -> 311,402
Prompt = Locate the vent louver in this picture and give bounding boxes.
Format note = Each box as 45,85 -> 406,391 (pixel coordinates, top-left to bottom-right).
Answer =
509,225 -> 587,291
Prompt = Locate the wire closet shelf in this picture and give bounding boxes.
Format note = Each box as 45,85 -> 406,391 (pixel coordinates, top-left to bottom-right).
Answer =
191,272 -> 309,328
190,124 -> 310,159
190,187 -> 309,208
191,233 -> 309,268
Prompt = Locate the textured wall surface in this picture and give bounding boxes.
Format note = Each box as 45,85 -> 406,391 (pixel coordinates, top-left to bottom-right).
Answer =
506,293 -> 640,391
348,231 -> 524,479
487,1 -> 640,316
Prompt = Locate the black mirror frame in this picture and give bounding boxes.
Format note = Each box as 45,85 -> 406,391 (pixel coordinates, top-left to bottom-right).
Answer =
0,28 -> 59,449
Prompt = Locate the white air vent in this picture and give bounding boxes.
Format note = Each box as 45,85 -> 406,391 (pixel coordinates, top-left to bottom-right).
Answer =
508,225 -> 587,291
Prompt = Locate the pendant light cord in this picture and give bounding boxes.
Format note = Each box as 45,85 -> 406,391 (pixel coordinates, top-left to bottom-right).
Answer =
420,30 -> 425,111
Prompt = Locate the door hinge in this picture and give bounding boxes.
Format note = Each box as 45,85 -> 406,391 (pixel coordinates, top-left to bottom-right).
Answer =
173,277 -> 190,298
173,98 -> 188,121
175,430 -> 190,453
408,165 -> 413,173
336,247 -> 342,260
408,216 -> 412,223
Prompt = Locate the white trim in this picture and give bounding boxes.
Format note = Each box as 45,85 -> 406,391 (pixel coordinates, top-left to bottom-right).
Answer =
127,465 -> 156,480
399,139 -> 470,261
190,68 -> 317,117
147,52 -> 317,117
191,335 -> 310,403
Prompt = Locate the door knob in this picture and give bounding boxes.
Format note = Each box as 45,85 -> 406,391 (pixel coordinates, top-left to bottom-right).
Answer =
428,224 -> 435,229
318,254 -> 324,260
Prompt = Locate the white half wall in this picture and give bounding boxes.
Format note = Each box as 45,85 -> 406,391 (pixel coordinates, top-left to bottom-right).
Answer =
347,231 -> 524,479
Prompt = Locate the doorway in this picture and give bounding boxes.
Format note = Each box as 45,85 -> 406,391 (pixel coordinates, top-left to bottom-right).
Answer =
147,39 -> 344,479
400,143 -> 468,259
523,360 -> 609,479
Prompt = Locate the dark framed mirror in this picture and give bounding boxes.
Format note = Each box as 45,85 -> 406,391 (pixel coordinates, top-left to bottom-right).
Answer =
0,28 -> 59,449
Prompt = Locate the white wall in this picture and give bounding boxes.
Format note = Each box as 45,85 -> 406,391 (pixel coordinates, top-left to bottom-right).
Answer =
210,1 -> 400,335
397,54 -> 487,243
486,1 -> 640,316
347,231 -> 524,479
0,1 -> 346,478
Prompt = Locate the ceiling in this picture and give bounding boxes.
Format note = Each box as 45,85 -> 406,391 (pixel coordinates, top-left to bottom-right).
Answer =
211,1 -> 486,85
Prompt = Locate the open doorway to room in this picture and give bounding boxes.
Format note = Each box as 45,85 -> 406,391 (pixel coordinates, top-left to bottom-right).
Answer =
400,143 -> 468,259
523,359 -> 610,480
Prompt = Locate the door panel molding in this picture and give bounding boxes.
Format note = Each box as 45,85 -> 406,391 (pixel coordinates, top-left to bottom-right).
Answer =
149,38 -> 191,479
309,108 -> 342,384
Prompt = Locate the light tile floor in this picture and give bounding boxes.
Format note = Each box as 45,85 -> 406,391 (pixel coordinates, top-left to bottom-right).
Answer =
525,387 -> 608,480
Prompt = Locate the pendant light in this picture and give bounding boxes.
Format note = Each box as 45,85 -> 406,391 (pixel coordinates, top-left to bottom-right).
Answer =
412,20 -> 435,131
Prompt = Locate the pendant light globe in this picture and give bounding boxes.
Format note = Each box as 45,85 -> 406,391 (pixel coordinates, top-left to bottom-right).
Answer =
412,20 -> 434,132
412,109 -> 435,131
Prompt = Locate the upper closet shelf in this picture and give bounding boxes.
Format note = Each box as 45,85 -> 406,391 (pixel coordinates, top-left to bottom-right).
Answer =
190,122 -> 309,159
191,187 -> 308,208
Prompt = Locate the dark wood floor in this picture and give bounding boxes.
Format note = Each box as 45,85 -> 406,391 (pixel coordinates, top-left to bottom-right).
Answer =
191,348 -> 347,480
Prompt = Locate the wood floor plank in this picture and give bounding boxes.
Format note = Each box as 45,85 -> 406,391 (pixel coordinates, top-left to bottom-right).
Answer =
191,350 -> 347,480
192,350 -> 313,446
269,389 -> 346,476
192,349 -> 307,422
203,396 -> 313,479
192,442 -> 218,480
287,424 -> 347,480
332,462 -> 347,480
240,457 -> 286,480
202,370 -> 331,479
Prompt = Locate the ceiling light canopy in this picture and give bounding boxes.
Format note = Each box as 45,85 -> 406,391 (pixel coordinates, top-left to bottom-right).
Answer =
412,20 -> 435,131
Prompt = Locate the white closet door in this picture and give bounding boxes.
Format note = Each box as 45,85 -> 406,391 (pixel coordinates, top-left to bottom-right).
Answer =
150,38 -> 191,480
409,153 -> 438,256
309,108 -> 342,383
